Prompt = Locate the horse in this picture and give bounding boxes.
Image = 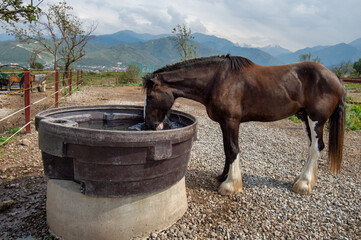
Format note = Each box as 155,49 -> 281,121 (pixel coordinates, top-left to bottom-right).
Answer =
143,55 -> 346,196
7,73 -> 29,91
0,78 -> 9,90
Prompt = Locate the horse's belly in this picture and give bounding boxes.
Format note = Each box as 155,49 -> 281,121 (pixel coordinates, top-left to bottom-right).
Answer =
241,99 -> 299,122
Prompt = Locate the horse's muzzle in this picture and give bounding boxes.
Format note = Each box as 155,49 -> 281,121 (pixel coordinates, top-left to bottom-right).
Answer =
145,118 -> 162,130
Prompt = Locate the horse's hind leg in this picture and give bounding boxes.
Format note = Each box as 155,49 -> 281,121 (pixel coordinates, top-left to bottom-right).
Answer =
218,119 -> 243,195
293,115 -> 325,194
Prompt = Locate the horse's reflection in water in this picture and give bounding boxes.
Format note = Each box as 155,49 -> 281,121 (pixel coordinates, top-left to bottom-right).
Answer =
143,55 -> 346,196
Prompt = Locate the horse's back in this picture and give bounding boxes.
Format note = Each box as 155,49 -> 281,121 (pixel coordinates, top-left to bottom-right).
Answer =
223,62 -> 343,122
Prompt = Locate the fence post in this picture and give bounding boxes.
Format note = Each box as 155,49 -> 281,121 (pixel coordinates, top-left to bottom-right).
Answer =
24,69 -> 31,133
81,70 -> 83,85
69,70 -> 72,96
55,70 -> 59,108
77,70 -> 79,88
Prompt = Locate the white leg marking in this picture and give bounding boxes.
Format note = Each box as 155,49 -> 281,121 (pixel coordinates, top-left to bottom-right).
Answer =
219,154 -> 242,195
293,116 -> 320,194
304,117 -> 320,180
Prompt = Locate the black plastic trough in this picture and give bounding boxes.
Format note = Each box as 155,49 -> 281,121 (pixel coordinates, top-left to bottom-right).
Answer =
35,105 -> 197,197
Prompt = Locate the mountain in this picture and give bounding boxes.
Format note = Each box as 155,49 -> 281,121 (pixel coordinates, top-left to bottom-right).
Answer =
85,32 -> 280,66
1,30 -> 360,69
91,30 -> 168,45
192,33 -> 282,65
258,45 -> 292,57
349,37 -> 361,51
0,33 -> 14,41
0,41 -> 29,65
277,43 -> 361,67
80,37 -> 221,67
193,33 -> 235,51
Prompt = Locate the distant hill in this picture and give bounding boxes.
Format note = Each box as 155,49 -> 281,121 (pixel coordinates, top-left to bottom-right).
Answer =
258,45 -> 292,57
193,33 -> 235,51
0,41 -> 57,66
0,33 -> 14,41
0,41 -> 29,65
80,37 -> 221,67
192,33 -> 282,65
349,37 -> 361,51
90,30 -> 169,45
277,43 -> 361,67
0,30 -> 360,69
84,32 -> 280,66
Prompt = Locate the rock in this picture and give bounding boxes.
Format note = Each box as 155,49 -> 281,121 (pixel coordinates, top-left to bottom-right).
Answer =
0,200 -> 16,211
16,235 -> 37,240
20,139 -> 31,146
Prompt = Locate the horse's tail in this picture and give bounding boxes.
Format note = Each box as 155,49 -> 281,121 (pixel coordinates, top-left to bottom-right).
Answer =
328,88 -> 346,174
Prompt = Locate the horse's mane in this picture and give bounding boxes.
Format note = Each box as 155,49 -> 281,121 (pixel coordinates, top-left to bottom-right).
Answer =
143,54 -> 254,89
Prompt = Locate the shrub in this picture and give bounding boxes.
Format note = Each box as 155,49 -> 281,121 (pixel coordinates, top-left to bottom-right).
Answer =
118,65 -> 141,85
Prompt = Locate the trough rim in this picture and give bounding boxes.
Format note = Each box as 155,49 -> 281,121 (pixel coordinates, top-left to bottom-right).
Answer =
35,104 -> 198,147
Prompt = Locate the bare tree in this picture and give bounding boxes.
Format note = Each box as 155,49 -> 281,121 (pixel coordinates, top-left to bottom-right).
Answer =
4,2 -> 68,70
59,12 -> 96,83
332,61 -> 353,78
28,48 -> 44,69
4,1 -> 95,85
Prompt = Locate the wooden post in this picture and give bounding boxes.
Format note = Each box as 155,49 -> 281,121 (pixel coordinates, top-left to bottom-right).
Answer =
55,70 -> 59,108
69,70 -> 72,96
77,70 -> 79,88
24,69 -> 31,133
81,70 -> 83,85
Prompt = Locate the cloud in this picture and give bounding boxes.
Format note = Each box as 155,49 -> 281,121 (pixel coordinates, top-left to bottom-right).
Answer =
25,0 -> 361,51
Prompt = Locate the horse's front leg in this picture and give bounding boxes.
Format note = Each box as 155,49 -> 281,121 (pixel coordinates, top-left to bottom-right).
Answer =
218,119 -> 243,195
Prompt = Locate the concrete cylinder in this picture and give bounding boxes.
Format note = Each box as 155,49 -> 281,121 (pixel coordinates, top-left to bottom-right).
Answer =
46,178 -> 187,240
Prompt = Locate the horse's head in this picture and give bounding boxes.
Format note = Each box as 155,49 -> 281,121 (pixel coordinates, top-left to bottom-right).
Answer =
143,74 -> 175,130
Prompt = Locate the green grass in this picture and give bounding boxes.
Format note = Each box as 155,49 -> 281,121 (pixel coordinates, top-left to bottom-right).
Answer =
0,136 -> 8,145
287,104 -> 361,132
346,104 -> 361,131
287,115 -> 301,123
0,127 -> 20,146
345,83 -> 361,93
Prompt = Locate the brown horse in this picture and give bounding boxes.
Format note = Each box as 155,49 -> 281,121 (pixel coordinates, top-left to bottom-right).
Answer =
143,55 -> 346,195
7,73 -> 37,91
7,72 -> 34,91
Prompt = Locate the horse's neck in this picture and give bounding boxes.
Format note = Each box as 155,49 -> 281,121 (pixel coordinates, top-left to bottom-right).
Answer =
170,78 -> 210,105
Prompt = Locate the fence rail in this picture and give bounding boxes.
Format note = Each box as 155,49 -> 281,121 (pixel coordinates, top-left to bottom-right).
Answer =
341,77 -> 361,105
342,77 -> 361,84
0,69 -> 83,146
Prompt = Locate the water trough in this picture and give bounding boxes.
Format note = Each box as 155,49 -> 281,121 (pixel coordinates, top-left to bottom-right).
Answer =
35,105 -> 197,239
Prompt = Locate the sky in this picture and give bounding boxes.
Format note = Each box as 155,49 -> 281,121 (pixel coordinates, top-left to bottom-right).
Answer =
38,0 -> 361,51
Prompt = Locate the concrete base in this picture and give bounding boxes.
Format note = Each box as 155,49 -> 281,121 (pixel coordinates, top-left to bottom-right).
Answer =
46,178 -> 187,240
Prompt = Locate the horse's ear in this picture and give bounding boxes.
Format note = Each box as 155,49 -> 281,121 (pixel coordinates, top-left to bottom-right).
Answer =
144,74 -> 160,88
152,74 -> 162,86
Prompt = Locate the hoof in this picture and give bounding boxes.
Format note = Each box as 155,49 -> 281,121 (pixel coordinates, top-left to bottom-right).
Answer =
218,180 -> 242,196
292,175 -> 313,195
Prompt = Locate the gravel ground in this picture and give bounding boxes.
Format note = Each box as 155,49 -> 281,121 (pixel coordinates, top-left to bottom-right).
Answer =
0,86 -> 360,239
